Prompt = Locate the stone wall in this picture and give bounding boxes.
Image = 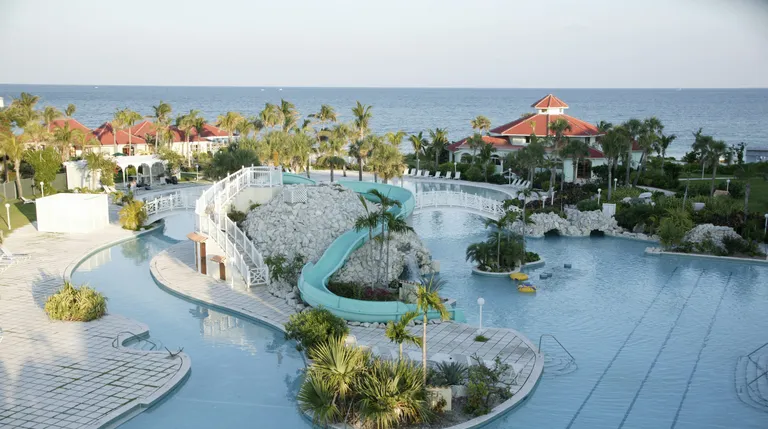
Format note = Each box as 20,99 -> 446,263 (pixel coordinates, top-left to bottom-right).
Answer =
513,208 -> 623,237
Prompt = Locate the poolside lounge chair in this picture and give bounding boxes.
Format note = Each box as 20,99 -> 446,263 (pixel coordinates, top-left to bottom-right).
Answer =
0,246 -> 31,273
404,168 -> 412,177
419,170 -> 427,178
454,171 -> 461,180
412,169 -> 420,178
20,196 -> 35,204
433,171 -> 442,179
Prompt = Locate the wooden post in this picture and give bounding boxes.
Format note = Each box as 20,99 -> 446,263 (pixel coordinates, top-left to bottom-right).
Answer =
211,255 -> 227,281
187,232 -> 209,275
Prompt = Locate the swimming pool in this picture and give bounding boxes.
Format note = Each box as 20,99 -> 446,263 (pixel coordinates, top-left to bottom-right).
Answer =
412,209 -> 768,429
71,214 -> 311,429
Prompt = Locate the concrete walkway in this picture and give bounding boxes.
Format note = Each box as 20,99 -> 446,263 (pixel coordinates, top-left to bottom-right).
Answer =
150,241 -> 543,422
0,224 -> 189,429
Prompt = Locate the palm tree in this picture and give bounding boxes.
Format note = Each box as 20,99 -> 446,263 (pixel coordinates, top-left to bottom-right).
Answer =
151,101 -> 172,150
351,101 -> 373,141
477,141 -> 497,182
304,337 -> 367,415
367,189 -> 401,286
278,100 -> 298,132
121,109 -> 143,155
370,143 -> 405,185
408,132 -> 427,173
416,274 -> 449,384
465,242 -> 495,271
216,111 -> 243,143
706,139 -> 729,196
41,106 -> 63,131
356,359 -> 430,429
349,138 -> 372,181
192,116 -> 208,155
258,103 -> 281,131
297,377 -> 341,427
64,104 -> 76,118
235,118 -> 255,141
308,104 -> 338,128
563,138 -> 590,183
0,131 -> 26,198
309,105 -> 339,178
470,115 -> 492,134
385,130 -> 406,148
111,109 -> 125,148
632,117 -> 662,186
381,210 -> 413,282
354,195 -> 382,281
466,133 -> 485,162
655,132 -> 676,174
13,92 -> 40,112
52,122 -> 81,161
596,121 -> 613,134
622,118 -> 643,185
484,216 -> 510,269
428,128 -> 449,169
176,110 -> 200,167
385,310 -> 422,359
548,118 -> 572,197
600,127 -> 628,200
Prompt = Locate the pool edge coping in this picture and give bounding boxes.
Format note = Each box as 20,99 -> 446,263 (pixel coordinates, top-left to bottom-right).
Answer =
62,222 -> 194,429
149,243 -> 544,429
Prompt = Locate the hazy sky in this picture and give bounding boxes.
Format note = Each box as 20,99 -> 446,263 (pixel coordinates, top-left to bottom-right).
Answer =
1,0 -> 766,88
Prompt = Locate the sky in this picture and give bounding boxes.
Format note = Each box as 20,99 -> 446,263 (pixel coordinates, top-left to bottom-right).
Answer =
1,0 -> 767,88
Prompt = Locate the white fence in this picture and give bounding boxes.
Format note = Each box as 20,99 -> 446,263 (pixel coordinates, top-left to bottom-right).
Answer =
414,190 -> 519,220
194,166 -> 283,286
144,190 -> 201,220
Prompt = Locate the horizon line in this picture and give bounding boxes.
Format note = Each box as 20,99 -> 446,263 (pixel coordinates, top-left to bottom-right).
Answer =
1,83 -> 767,90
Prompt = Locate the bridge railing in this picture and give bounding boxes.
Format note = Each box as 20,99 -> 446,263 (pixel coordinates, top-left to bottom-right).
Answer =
194,166 -> 282,286
414,190 -> 519,218
143,189 -> 201,218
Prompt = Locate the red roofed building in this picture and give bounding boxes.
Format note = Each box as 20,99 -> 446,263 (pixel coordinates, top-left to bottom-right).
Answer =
49,119 -> 98,154
92,123 -> 148,155
448,94 -> 642,183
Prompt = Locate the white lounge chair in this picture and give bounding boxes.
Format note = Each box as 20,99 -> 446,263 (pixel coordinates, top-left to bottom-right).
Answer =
420,170 -> 428,178
433,171 -> 442,179
0,246 -> 31,273
20,196 -> 35,204
412,169 -> 420,178
405,168 -> 412,177
454,171 -> 461,180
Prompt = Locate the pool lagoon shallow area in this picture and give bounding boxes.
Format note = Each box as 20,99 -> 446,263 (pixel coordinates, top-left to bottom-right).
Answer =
413,210 -> 768,429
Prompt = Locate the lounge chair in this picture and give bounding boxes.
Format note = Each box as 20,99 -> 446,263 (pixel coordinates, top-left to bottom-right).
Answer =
421,170 -> 429,178
20,196 -> 35,204
412,169 -> 420,178
454,171 -> 461,180
404,168 -> 412,177
0,246 -> 31,273
433,171 -> 442,179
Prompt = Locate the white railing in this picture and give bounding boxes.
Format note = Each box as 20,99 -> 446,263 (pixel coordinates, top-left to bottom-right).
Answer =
143,190 -> 201,219
414,190 -> 520,219
194,166 -> 282,286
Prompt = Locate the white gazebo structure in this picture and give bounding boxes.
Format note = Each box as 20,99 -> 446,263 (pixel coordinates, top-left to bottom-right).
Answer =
63,160 -> 102,190
114,155 -> 167,187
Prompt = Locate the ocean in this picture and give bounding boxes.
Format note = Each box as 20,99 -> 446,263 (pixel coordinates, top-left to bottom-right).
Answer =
1,85 -> 766,159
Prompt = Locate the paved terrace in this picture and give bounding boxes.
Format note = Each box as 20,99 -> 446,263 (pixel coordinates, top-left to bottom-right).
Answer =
151,242 -> 542,403
0,223 -> 189,429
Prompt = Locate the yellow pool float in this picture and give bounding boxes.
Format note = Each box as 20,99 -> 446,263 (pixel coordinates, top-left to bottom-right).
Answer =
517,283 -> 537,293
510,272 -> 529,281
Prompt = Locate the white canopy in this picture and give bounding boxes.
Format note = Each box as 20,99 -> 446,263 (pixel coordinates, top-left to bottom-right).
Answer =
114,155 -> 167,186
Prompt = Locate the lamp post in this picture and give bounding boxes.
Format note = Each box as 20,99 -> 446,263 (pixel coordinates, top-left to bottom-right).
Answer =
454,161 -> 457,176
614,177 -> 618,190
764,213 -> 768,237
726,179 -> 731,192
195,164 -> 199,182
477,297 -> 485,334
597,188 -> 602,205
40,182 -> 45,198
4,203 -> 10,229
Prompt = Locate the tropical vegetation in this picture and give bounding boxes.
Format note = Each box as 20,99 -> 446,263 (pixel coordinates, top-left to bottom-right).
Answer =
284,307 -> 348,351
44,281 -> 107,322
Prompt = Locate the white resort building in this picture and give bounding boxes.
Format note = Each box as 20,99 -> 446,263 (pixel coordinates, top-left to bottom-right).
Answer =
448,94 -> 644,182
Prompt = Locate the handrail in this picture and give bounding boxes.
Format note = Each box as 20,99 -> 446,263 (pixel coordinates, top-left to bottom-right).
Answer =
747,341 -> 768,384
194,166 -> 282,286
414,190 -> 520,219
538,334 -> 575,362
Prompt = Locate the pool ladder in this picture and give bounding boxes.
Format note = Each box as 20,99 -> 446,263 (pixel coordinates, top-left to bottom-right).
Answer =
539,334 -> 577,376
112,331 -> 163,351
735,341 -> 768,411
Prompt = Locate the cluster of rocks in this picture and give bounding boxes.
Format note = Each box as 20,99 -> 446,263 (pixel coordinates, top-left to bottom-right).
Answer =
682,224 -> 744,253
243,183 -> 434,306
512,208 -> 623,237
332,230 -> 433,287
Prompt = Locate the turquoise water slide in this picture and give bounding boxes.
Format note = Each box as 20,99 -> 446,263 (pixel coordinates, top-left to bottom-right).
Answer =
282,173 -> 317,185
298,180 -> 465,323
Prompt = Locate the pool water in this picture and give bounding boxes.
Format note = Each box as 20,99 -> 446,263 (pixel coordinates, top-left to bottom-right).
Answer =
413,210 -> 768,429
71,214 -> 311,429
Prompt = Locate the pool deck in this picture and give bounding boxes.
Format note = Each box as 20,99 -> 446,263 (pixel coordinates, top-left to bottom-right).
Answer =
150,241 -> 544,427
0,223 -> 190,429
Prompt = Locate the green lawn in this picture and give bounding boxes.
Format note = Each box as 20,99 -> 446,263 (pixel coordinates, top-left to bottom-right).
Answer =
711,178 -> 767,213
0,198 -> 37,240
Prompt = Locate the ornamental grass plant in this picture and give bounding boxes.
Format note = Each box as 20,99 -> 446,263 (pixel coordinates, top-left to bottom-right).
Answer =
44,282 -> 107,322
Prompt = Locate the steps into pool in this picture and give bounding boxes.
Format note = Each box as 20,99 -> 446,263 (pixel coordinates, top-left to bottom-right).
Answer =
735,354 -> 768,411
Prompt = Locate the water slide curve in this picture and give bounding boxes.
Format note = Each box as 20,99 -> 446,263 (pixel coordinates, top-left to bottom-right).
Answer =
296,180 -> 465,323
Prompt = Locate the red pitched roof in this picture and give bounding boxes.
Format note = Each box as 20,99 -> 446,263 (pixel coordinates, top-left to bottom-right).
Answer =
92,123 -> 147,146
199,123 -> 228,138
587,147 -> 605,158
49,119 -> 96,141
490,113 -> 600,137
532,94 -> 568,109
447,135 -> 529,152
127,122 -> 228,142
128,120 -> 157,138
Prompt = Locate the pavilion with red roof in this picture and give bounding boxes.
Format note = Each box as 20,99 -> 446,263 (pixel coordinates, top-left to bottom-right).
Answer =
448,94 -> 642,182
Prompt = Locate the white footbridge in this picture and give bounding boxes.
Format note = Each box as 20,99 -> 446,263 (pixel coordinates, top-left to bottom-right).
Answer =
141,166 -> 521,288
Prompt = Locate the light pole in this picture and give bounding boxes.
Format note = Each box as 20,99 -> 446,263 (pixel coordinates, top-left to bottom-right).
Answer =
4,203 -> 10,229
477,297 -> 485,334
726,179 -> 731,192
614,177 -> 618,190
597,188 -> 602,205
195,164 -> 199,182
40,182 -> 45,198
764,213 -> 768,237
454,161 -> 457,177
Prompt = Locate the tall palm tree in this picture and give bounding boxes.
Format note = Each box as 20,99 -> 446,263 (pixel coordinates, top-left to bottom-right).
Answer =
111,108 -> 125,148
692,128 -> 712,179
381,209 -> 413,282
352,101 -> 373,142
41,106 -> 63,131
308,104 -> 338,128
121,109 -> 143,155
563,138 -> 590,184
622,118 -> 643,185
319,125 -> 347,182
483,216 -> 510,269
176,110 -> 200,167
64,104 -> 76,118
309,104 -> 338,178
367,189 -> 401,286
192,116 -> 208,154
416,274 -> 449,384
235,117 -> 255,141
0,131 -> 26,198
13,92 -> 40,112
372,144 -> 406,185
349,138 -> 372,181
632,117 -> 662,186
470,115 -> 492,134
151,101 -> 172,150
428,128 -> 448,169
466,133 -> 485,163
385,311 -> 422,359
596,120 -> 613,134
408,132 -> 427,173
278,99 -> 298,132
258,103 -> 281,131
354,195 -> 383,282
706,139 -> 729,196
548,118 -> 572,197
654,132 -> 676,174
600,127 -> 628,200
52,122 -> 81,161
216,111 -> 243,143
477,141 -> 497,182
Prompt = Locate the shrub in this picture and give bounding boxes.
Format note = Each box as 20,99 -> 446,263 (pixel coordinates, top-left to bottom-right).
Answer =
464,355 -> 514,417
474,334 -> 489,342
284,307 -> 348,351
524,251 -> 540,263
44,282 -> 107,322
227,207 -> 247,227
327,282 -> 399,302
429,361 -> 468,386
118,199 -> 147,230
111,191 -> 125,205
265,253 -> 306,284
576,199 -> 600,211
658,208 -> 693,248
465,165 -> 483,182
